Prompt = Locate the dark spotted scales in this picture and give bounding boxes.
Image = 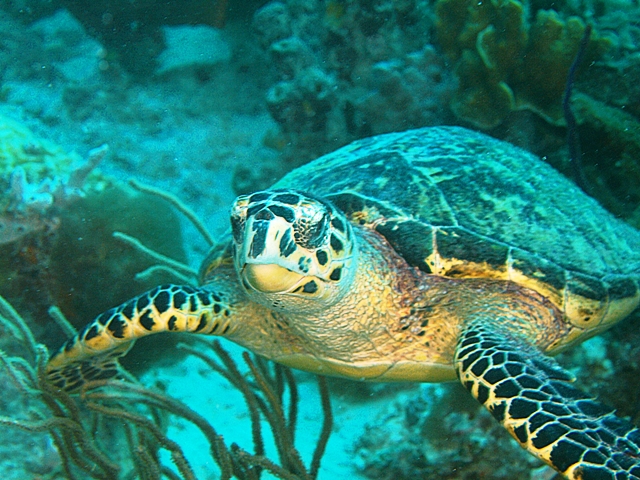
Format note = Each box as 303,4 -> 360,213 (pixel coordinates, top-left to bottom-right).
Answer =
456,323 -> 640,479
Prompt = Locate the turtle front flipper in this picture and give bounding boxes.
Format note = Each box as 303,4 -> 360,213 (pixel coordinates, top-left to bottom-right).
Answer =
455,322 -> 640,480
46,284 -> 232,391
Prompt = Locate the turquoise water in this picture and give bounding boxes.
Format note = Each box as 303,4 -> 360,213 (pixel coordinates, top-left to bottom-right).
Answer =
0,1 -> 639,479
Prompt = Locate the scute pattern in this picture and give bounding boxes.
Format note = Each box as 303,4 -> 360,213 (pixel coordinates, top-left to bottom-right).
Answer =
274,126 -> 640,283
456,322 -> 640,480
274,126 -> 640,331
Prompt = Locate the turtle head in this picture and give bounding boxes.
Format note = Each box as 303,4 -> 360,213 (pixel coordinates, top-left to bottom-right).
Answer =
230,189 -> 356,313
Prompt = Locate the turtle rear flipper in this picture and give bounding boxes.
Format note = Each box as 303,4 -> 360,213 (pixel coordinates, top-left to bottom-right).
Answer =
46,283 -> 233,392
456,322 -> 640,480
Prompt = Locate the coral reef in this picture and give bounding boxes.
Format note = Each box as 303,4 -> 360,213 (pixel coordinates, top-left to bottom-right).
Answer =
570,93 -> 640,222
243,0 -> 636,201
0,6 -> 274,229
353,383 -> 546,479
243,0 -> 454,191
0,114 -> 187,361
53,0 -> 237,74
0,113 -> 81,181
434,0 -> 611,128
0,0 -> 267,75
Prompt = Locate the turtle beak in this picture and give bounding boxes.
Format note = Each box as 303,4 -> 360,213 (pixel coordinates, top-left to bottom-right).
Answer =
242,263 -> 306,293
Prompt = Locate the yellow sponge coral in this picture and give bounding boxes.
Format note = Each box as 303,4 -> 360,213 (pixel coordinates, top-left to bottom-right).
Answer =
0,114 -> 80,183
435,0 -> 611,128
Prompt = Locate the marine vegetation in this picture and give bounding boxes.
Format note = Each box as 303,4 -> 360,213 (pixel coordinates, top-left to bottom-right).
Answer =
0,114 -> 187,353
434,0 -> 611,128
247,0 -> 452,189
0,291 -> 332,479
44,126 -> 640,479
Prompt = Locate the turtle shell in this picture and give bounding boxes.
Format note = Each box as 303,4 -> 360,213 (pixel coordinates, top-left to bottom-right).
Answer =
270,126 -> 640,337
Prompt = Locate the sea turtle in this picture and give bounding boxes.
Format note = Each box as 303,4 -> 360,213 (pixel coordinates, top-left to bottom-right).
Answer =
46,126 -> 640,479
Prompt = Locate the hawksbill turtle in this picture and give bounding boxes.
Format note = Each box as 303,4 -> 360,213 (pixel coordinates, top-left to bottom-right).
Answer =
46,126 -> 640,479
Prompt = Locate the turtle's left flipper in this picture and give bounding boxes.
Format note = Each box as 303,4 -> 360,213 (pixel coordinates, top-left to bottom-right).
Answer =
46,283 -> 233,392
46,343 -> 133,392
455,321 -> 640,480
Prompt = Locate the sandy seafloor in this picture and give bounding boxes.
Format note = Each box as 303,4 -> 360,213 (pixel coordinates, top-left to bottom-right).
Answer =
138,346 -> 394,479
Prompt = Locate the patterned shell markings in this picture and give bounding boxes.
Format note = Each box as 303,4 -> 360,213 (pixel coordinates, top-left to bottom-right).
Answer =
273,126 -> 640,334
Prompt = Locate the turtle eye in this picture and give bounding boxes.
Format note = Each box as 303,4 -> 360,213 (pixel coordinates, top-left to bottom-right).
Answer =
294,211 -> 329,249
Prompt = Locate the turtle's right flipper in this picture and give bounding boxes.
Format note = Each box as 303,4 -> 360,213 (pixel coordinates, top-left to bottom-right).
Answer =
455,321 -> 640,480
46,284 -> 231,392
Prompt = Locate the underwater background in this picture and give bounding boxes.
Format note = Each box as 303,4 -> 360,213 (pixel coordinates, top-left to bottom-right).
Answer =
0,0 -> 639,478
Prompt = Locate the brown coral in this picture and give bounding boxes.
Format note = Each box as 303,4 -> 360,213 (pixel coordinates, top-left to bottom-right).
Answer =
435,0 -> 611,128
